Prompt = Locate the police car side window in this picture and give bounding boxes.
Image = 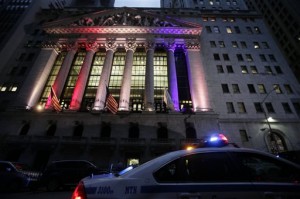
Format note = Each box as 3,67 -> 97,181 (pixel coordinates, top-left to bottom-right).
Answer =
232,152 -> 300,183
153,152 -> 235,183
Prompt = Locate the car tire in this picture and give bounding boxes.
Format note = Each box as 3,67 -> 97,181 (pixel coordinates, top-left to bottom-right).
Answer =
46,179 -> 60,192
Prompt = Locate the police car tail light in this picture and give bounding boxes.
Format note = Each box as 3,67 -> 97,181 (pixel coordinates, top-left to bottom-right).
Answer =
71,181 -> 87,199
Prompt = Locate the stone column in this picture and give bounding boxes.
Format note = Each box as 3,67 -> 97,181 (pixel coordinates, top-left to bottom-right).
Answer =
166,42 -> 179,111
15,48 -> 58,109
69,43 -> 99,111
185,41 -> 211,112
144,42 -> 155,111
45,43 -> 77,110
93,41 -> 117,111
118,41 -> 137,111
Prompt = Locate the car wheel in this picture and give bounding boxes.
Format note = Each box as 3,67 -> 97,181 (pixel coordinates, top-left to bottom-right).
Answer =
47,179 -> 60,192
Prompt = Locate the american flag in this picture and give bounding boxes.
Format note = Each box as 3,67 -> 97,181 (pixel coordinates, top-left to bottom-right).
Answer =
106,87 -> 118,114
50,87 -> 62,112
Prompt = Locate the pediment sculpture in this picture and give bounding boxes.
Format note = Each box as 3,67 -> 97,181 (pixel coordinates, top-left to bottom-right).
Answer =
71,12 -> 179,27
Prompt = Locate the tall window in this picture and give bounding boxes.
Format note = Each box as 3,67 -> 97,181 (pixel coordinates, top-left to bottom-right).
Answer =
154,51 -> 168,111
61,51 -> 86,109
110,52 -> 126,101
226,102 -> 235,113
237,102 -> 246,113
131,52 -> 146,112
83,51 -> 105,110
39,52 -> 66,107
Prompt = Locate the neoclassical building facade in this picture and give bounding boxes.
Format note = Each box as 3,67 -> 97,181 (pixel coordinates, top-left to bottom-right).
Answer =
0,4 -> 300,170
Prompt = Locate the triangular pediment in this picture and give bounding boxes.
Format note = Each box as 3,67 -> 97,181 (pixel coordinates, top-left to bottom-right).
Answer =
43,7 -> 201,36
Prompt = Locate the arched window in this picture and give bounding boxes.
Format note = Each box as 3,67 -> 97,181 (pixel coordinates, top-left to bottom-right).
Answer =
19,121 -> 30,135
100,122 -> 111,138
73,121 -> 84,137
157,122 -> 168,139
128,122 -> 139,139
46,121 -> 57,136
268,132 -> 287,153
185,123 -> 196,139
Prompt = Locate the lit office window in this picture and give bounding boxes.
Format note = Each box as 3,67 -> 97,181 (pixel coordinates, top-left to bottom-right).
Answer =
273,84 -> 282,94
110,52 -> 126,99
61,51 -> 86,109
84,52 -> 105,99
237,102 -> 246,113
258,84 -> 266,94
241,65 -> 248,74
154,52 -> 168,103
39,52 -> 66,107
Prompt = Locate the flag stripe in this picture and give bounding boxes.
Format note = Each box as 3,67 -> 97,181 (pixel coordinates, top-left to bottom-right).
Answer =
106,94 -> 118,114
51,87 -> 62,112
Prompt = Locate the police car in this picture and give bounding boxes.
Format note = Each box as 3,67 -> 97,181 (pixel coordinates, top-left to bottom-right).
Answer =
72,134 -> 300,199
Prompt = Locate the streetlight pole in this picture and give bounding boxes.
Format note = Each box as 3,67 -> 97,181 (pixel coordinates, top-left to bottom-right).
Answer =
260,85 -> 279,154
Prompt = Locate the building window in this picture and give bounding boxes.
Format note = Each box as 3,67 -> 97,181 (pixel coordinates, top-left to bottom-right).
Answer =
274,66 -> 283,74
250,66 -> 258,74
237,54 -> 243,61
222,84 -> 230,93
216,65 -> 224,73
293,102 -> 300,116
248,84 -> 256,93
253,42 -> 260,49
245,54 -> 253,62
269,54 -> 277,62
223,54 -> 230,61
129,122 -> 140,138
262,42 -> 269,49
259,54 -> 267,62
213,26 -> 220,33
226,26 -> 233,33
265,102 -> 275,113
73,121 -> 84,137
264,66 -> 273,74
258,84 -> 266,94
246,27 -> 253,34
240,42 -> 247,48
239,130 -> 249,142
237,102 -> 246,113
218,41 -> 225,48
274,84 -> 282,94
234,26 -> 241,33
254,102 -> 264,113
226,102 -> 235,113
232,41 -> 239,48
232,84 -> 240,93
213,53 -> 220,60
254,26 -> 261,34
282,103 -> 292,113
241,65 -> 248,74
210,41 -> 217,47
206,26 -> 212,33
284,84 -> 293,94
226,65 -> 234,73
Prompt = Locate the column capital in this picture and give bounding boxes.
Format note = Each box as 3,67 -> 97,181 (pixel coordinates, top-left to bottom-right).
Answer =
86,42 -> 99,52
145,41 -> 156,52
125,41 -> 137,52
165,41 -> 176,52
105,41 -> 118,52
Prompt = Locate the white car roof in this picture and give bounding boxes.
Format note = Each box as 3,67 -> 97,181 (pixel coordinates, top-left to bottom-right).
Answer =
121,147 -> 280,178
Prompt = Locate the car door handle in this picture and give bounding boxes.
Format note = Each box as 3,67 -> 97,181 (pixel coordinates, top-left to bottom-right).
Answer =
179,192 -> 202,199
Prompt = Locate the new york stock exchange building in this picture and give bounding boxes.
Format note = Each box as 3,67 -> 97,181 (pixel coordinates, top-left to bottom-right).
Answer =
0,4 -> 300,170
